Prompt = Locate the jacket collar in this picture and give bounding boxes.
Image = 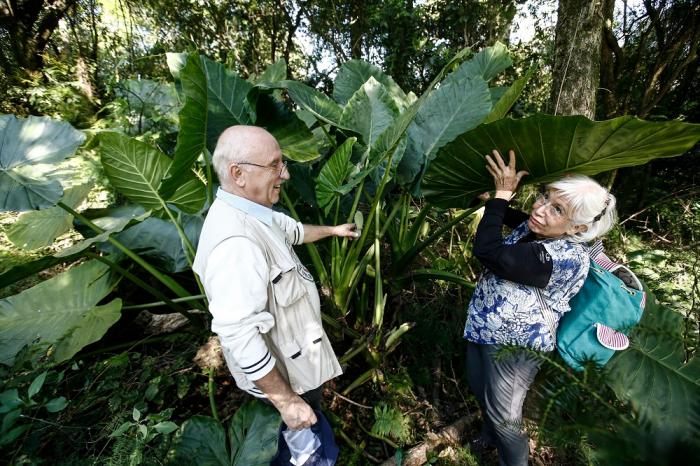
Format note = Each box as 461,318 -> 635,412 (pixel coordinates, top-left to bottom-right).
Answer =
216,187 -> 273,227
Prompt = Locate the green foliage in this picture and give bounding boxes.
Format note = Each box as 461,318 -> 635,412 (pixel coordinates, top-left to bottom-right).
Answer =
6,184 -> 92,250
423,114 -> 700,207
0,259 -> 122,366
169,402 -> 280,465
606,293 -> 700,441
0,114 -> 85,211
0,369 -> 68,447
108,406 -> 179,466
333,59 -> 409,108
99,132 -> 206,214
372,404 -> 412,445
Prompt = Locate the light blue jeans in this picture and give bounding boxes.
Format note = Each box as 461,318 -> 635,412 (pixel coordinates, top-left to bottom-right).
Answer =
466,342 -> 543,466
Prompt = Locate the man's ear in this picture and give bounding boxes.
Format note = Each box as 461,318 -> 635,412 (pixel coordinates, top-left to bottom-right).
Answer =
230,164 -> 245,187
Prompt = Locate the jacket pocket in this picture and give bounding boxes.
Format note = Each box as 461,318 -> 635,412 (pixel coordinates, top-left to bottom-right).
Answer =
270,263 -> 307,307
278,325 -> 329,394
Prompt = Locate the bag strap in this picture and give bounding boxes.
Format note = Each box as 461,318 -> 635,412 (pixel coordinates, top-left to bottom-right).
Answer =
536,240 -> 602,342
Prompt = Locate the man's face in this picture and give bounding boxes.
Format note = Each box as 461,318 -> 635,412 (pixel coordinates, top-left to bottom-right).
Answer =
236,134 -> 290,207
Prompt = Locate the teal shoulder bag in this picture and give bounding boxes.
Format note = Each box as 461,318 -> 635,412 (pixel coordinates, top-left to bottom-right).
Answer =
540,243 -> 646,371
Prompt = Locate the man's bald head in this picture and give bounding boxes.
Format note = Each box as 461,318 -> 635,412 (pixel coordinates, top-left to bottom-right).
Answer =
212,125 -> 279,189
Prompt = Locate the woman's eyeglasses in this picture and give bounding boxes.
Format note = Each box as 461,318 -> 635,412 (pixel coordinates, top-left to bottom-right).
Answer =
534,192 -> 569,220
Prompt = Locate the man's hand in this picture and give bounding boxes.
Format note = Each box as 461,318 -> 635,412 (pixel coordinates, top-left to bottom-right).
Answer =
333,223 -> 360,239
278,394 -> 318,430
254,367 -> 317,430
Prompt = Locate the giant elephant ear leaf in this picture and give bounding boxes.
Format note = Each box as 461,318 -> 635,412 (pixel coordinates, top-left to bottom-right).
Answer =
0,259 -> 121,366
161,54 -> 254,198
258,80 -> 346,129
0,115 -> 85,211
441,41 -> 512,87
316,137 -> 357,214
340,77 -> 400,149
99,132 -> 172,211
333,59 -> 408,108
606,293 -> 700,440
99,132 -> 205,213
255,93 -> 321,162
170,402 -> 279,465
397,76 -> 492,188
7,183 -> 92,250
228,401 -> 280,464
422,114 -> 700,208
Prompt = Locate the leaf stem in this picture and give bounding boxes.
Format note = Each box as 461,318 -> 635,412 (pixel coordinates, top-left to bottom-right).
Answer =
58,202 -> 191,298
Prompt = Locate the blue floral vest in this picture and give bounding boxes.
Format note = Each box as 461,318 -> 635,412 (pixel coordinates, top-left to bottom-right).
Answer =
464,222 -> 589,351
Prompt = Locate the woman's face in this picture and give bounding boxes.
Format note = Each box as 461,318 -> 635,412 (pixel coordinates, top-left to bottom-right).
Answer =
528,189 -> 583,238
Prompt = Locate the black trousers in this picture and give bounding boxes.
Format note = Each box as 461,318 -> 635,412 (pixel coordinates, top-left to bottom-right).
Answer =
260,385 -> 323,411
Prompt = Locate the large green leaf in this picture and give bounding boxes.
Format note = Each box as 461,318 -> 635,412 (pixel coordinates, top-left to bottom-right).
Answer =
160,54 -> 208,198
6,184 -> 92,250
251,59 -> 287,85
483,68 -> 534,124
170,402 -> 279,465
255,94 -> 321,162
169,175 -> 207,214
0,115 -> 85,211
441,41 -> 512,87
367,46 -> 474,166
201,56 -> 255,149
606,295 -> 700,439
170,415 -> 228,465
340,77 -> 400,148
423,114 -> 700,208
99,132 -> 171,210
259,81 -> 346,128
0,260 -> 121,365
333,59 -> 408,108
99,132 -> 205,213
101,215 -> 202,273
161,54 -> 254,198
228,401 -> 281,464
397,76 -> 492,188
55,205 -> 150,258
316,137 -> 357,214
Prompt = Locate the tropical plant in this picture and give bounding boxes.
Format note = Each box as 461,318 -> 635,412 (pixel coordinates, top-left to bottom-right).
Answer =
168,401 -> 280,465
0,370 -> 68,447
1,46 -> 699,466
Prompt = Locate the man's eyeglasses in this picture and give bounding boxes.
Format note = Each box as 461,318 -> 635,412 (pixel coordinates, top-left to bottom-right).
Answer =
236,160 -> 288,177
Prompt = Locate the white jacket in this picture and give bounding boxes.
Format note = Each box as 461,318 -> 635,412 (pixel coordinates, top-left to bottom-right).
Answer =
193,191 -> 342,396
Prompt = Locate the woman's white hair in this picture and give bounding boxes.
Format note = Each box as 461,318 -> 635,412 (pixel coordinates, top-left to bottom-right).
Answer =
547,174 -> 617,243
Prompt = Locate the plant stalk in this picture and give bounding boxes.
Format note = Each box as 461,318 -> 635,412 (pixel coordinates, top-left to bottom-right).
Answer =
58,202 -> 191,299
208,366 -> 219,421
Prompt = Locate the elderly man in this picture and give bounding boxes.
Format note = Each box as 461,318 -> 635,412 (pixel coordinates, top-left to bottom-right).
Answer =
193,125 -> 357,430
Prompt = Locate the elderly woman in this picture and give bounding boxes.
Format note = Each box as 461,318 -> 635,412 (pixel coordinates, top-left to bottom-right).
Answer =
464,149 -> 617,466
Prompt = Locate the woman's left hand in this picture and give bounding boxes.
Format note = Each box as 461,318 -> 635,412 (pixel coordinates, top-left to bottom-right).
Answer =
485,149 -> 528,199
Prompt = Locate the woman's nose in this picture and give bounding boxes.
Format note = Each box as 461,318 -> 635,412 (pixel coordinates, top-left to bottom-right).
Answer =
533,203 -> 547,216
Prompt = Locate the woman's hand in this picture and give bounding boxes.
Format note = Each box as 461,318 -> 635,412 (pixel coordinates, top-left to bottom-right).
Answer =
485,149 -> 528,200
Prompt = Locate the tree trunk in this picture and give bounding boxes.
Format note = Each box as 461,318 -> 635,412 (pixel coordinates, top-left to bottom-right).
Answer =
599,0 -> 621,118
549,0 -> 606,118
349,0 -> 364,59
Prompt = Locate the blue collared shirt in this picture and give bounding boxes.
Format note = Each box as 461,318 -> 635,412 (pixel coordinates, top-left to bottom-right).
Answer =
216,187 -> 274,227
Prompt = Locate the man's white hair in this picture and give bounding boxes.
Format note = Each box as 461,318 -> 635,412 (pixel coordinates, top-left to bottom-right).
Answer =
212,125 -> 272,188
547,174 -> 617,243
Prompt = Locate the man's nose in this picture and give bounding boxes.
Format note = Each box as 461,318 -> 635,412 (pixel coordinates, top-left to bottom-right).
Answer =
280,167 -> 291,180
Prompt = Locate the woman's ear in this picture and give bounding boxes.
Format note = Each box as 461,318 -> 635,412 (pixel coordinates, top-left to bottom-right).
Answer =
568,223 -> 588,236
